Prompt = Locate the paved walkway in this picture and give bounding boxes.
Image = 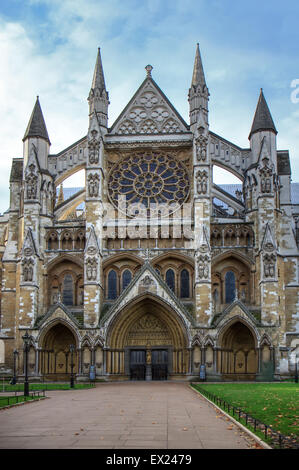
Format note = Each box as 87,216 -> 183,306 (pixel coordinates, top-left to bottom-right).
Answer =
0,382 -> 261,449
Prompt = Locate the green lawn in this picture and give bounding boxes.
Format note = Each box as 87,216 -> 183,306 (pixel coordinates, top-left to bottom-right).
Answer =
0,395 -> 44,408
1,383 -> 95,392
192,383 -> 299,447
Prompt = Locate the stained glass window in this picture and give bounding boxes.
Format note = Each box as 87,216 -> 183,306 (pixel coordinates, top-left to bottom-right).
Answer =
166,269 -> 175,293
180,269 -> 190,298
122,269 -> 132,291
108,152 -> 189,215
225,271 -> 236,303
108,270 -> 117,299
62,274 -> 73,306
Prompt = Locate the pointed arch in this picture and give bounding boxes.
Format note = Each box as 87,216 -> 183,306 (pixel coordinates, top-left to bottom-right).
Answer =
216,315 -> 259,349
191,334 -> 203,348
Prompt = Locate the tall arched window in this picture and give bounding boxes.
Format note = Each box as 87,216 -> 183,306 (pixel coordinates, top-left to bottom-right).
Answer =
62,274 -> 74,306
180,269 -> 190,298
225,271 -> 236,303
166,269 -> 175,293
108,270 -> 117,299
122,269 -> 132,291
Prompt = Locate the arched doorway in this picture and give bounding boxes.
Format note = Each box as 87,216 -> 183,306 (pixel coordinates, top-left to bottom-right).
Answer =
40,323 -> 78,381
218,321 -> 258,381
106,296 -> 189,380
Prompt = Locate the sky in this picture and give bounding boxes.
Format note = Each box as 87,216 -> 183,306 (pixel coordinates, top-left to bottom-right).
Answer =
0,0 -> 298,213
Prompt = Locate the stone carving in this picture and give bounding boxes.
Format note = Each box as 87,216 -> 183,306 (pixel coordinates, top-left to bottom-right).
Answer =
146,348 -> 152,364
161,119 -> 180,133
117,120 -> 137,135
196,170 -> 208,195
88,173 -> 100,197
86,257 -> 98,281
196,132 -> 208,162
25,164 -> 38,199
129,107 -> 147,123
259,157 -> 273,194
88,129 -> 100,164
140,275 -> 155,287
263,253 -> 276,278
21,229 -> 37,283
196,253 -> 210,280
139,91 -> 158,108
112,80 -> 187,135
127,314 -> 171,346
151,106 -> 169,122
139,119 -> 158,134
22,257 -> 34,282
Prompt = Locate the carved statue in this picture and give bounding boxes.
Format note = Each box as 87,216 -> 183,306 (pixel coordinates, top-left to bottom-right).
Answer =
196,133 -> 208,162
88,173 -> 100,197
88,129 -> 100,164
86,257 -> 97,281
146,348 -> 152,364
25,164 -> 38,199
259,157 -> 273,194
263,253 -> 276,278
22,258 -> 34,282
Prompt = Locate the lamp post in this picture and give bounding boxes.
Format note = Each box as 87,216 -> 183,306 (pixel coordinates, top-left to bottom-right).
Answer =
10,349 -> 19,385
22,331 -> 31,396
295,353 -> 299,384
70,344 -> 75,388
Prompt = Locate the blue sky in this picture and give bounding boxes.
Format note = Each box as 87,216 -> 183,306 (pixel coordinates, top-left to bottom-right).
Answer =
0,0 -> 298,213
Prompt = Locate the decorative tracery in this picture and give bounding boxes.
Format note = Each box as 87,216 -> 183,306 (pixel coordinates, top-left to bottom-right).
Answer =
108,152 -> 189,213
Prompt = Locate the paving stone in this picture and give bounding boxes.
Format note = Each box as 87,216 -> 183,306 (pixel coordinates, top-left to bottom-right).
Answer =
0,383 -> 256,449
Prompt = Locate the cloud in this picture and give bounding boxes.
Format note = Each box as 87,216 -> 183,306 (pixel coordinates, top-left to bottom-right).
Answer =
0,0 -> 298,214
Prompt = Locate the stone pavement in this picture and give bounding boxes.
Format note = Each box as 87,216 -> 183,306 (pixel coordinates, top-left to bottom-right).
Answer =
0,382 -> 262,449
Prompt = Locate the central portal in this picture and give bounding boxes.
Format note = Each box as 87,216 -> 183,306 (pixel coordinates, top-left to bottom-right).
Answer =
130,348 -> 168,381
107,297 -> 189,380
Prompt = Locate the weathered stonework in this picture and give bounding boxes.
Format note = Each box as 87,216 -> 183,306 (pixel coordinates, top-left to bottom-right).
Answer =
0,46 -> 298,382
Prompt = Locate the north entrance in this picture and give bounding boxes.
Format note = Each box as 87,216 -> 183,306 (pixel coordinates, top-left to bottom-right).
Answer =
107,296 -> 189,380
129,348 -> 168,381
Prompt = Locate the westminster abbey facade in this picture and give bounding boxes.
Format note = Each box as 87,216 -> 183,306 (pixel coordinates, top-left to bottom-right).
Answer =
0,45 -> 298,381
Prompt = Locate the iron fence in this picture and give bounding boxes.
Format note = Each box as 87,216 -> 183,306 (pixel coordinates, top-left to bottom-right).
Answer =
193,385 -> 299,449
0,389 -> 46,407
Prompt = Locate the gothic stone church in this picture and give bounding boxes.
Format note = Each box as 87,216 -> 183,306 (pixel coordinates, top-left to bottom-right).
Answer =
0,45 -> 298,382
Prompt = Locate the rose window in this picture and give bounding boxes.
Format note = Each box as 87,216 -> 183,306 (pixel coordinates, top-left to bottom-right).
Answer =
108,152 -> 189,213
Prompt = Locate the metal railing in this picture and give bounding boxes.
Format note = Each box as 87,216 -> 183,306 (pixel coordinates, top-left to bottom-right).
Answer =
193,385 -> 299,449
0,389 -> 46,407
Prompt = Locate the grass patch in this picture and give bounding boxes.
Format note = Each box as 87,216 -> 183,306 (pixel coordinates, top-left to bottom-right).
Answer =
192,383 -> 299,448
1,383 -> 95,392
0,395 -> 44,408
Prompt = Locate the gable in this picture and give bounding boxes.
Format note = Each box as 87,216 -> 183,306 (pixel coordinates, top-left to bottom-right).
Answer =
36,303 -> 81,329
110,77 -> 189,136
212,300 -> 259,328
100,263 -> 194,330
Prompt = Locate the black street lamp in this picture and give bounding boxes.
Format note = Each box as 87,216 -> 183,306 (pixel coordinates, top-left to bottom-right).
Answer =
295,353 -> 299,384
70,344 -> 75,388
10,349 -> 19,385
22,331 -> 31,396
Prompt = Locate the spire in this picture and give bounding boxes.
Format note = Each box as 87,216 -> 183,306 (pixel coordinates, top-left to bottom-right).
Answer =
23,96 -> 50,144
191,43 -> 206,88
188,43 -> 209,130
91,47 -> 106,93
88,48 -> 109,129
249,89 -> 277,140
